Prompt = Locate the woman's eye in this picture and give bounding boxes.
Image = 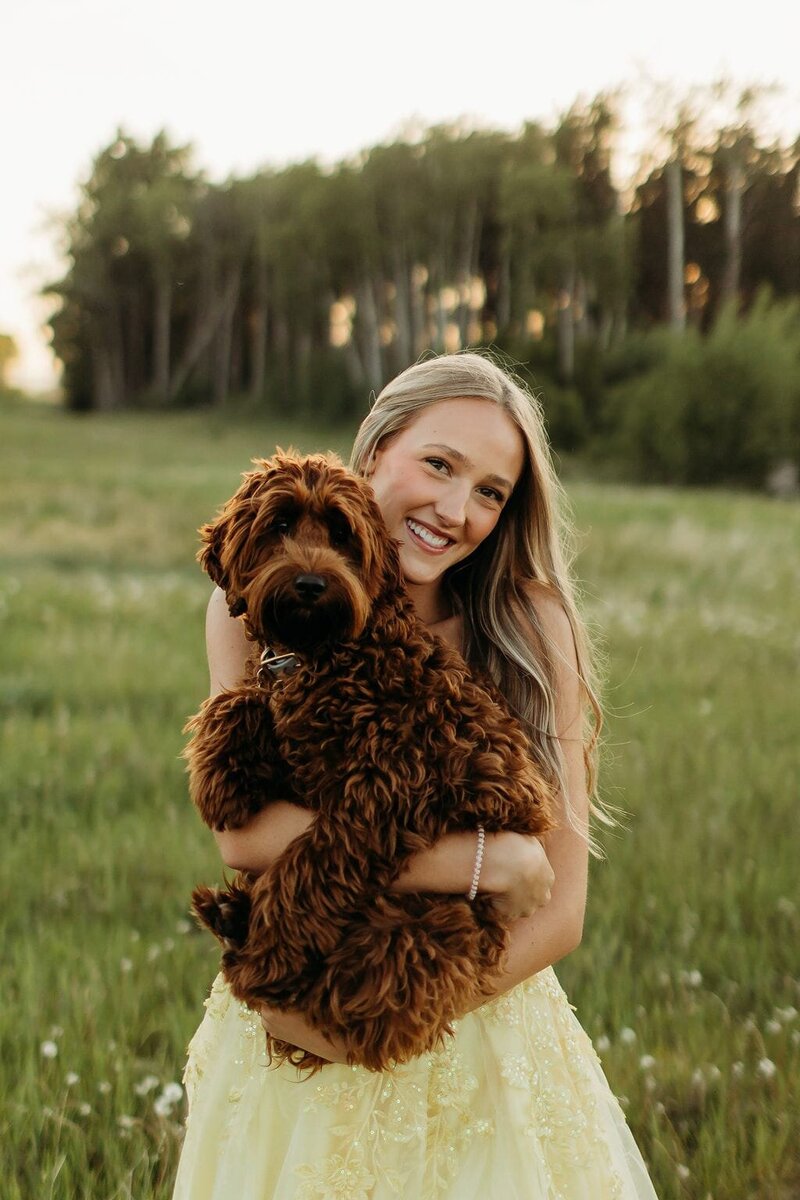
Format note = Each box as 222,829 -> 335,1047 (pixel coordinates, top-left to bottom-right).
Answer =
479,488 -> 504,503
425,457 -> 448,472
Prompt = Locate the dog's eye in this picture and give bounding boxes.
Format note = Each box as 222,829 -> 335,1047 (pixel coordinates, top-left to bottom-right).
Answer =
272,518 -> 292,536
328,518 -> 351,546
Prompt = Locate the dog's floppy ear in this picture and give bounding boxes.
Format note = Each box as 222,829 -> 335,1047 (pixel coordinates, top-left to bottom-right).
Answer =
196,463 -> 271,605
197,515 -> 232,590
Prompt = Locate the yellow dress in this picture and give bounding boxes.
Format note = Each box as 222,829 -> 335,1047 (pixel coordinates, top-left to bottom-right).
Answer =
171,967 -> 659,1199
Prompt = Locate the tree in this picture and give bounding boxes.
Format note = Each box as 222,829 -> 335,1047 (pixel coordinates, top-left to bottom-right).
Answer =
0,333 -> 18,390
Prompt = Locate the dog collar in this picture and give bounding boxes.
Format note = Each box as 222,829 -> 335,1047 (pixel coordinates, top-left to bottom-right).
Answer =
257,646 -> 299,686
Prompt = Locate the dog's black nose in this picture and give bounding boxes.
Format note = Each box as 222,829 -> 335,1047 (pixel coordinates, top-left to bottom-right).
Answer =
294,574 -> 327,601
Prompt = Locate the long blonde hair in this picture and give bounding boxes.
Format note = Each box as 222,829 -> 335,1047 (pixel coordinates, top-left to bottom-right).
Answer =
349,349 -> 616,854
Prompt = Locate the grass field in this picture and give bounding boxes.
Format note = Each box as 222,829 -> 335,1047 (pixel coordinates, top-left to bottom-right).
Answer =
2,399 -> 798,1199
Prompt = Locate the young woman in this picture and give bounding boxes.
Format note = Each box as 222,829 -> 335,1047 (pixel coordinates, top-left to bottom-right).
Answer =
171,351 -> 659,1199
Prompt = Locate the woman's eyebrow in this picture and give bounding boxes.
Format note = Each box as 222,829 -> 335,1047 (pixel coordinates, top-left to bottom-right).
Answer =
421,443 -> 512,491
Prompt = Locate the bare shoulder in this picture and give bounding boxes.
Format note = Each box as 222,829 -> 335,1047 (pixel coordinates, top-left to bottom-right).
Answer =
205,586 -> 251,696
520,580 -> 582,737
521,581 -> 577,662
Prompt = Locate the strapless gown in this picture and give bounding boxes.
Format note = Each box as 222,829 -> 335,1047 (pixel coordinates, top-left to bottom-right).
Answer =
171,966 -> 659,1199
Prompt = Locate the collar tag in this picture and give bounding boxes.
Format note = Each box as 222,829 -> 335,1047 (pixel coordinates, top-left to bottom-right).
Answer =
257,647 -> 299,686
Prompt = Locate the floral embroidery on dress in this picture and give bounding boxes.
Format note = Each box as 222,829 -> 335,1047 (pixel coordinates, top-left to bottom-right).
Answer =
174,965 -> 655,1200
294,1146 -> 377,1199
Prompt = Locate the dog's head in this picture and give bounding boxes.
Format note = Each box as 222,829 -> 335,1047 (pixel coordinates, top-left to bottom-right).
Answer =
197,449 -> 403,651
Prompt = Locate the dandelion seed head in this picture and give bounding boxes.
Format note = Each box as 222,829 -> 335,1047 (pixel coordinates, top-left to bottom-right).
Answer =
639,1054 -> 656,1070
65,1071 -> 79,1086
40,1041 -> 58,1059
619,1027 -> 636,1045
757,1057 -> 777,1080
134,1074 -> 160,1096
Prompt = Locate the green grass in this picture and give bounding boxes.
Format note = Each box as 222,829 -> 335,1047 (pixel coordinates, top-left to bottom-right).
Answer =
2,399 -> 798,1199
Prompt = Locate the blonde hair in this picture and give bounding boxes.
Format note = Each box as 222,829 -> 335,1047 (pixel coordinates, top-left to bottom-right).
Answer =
349,349 -> 617,855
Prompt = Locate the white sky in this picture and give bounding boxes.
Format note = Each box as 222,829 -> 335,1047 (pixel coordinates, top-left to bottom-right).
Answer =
4,0 -> 799,390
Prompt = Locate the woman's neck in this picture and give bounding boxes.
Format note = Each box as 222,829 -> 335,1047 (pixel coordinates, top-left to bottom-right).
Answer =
404,580 -> 451,626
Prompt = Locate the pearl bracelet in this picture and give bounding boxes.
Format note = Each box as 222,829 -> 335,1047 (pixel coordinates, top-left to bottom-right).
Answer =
466,825 -> 486,901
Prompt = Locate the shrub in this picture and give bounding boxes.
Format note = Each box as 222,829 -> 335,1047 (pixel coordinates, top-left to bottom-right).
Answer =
601,292 -> 800,488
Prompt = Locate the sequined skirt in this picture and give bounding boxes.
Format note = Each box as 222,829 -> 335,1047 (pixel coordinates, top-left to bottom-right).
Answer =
171,967 -> 659,1199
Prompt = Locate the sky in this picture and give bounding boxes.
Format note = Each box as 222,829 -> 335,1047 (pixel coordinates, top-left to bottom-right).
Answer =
4,0 -> 799,391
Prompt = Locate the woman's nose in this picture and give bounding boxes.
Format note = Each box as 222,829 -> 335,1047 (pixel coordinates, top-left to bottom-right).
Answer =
434,484 -> 469,528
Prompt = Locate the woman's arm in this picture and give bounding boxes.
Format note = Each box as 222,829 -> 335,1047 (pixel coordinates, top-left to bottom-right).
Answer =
206,586 -> 553,912
457,589 -> 590,1012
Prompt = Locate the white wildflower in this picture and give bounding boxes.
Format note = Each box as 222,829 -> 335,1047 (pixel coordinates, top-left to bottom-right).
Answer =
161,1082 -> 183,1104
40,1041 -> 58,1059
134,1074 -> 160,1096
98,1080 -> 112,1095
175,918 -> 192,935
120,958 -> 133,973
153,1094 -> 173,1117
757,1057 -> 777,1080
765,1019 -> 782,1035
147,944 -> 161,962
78,1102 -> 92,1116
639,1054 -> 656,1070
65,1071 -> 79,1086
118,1114 -> 136,1130
49,1024 -> 64,1039
676,1163 -> 690,1181
731,1061 -> 744,1078
594,1034 -> 610,1053
619,1027 -> 636,1045
777,1006 -> 797,1024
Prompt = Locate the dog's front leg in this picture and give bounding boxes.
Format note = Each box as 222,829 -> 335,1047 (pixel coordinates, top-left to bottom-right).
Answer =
183,685 -> 288,830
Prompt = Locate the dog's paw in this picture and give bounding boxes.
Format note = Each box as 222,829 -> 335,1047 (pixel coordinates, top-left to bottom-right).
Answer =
191,884 -> 252,950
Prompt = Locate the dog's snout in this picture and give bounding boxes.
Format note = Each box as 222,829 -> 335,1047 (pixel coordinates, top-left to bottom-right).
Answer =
294,573 -> 328,601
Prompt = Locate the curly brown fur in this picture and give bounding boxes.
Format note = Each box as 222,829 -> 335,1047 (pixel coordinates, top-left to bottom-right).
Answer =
183,450 -> 557,1075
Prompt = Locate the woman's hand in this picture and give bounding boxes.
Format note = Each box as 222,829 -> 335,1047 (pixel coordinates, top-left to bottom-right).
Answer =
484,833 -> 555,922
259,1004 -> 351,1065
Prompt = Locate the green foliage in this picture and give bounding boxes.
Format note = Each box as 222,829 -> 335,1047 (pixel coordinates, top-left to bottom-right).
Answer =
600,293 -> 800,487
2,405 -> 798,1197
0,331 -> 18,389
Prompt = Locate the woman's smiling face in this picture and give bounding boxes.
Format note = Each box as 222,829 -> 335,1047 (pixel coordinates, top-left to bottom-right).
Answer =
366,397 -> 525,606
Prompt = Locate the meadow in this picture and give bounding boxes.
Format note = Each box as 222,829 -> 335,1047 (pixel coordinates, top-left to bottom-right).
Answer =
1,399 -> 798,1199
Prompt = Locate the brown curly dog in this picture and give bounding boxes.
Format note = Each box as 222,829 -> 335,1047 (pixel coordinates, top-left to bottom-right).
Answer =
184,449 -> 556,1075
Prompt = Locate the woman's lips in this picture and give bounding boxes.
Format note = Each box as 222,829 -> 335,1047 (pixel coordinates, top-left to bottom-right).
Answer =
404,517 -> 454,555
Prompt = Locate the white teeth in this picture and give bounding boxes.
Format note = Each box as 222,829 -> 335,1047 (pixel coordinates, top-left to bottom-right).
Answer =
406,518 -> 450,548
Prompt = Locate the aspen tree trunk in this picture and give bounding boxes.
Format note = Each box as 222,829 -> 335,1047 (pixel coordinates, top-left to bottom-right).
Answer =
153,272 -> 171,401
392,249 -> 412,368
213,276 -> 239,406
556,268 -> 576,382
666,158 -> 685,332
249,261 -> 268,402
355,277 -> 383,394
720,160 -> 744,307
496,240 -> 512,333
